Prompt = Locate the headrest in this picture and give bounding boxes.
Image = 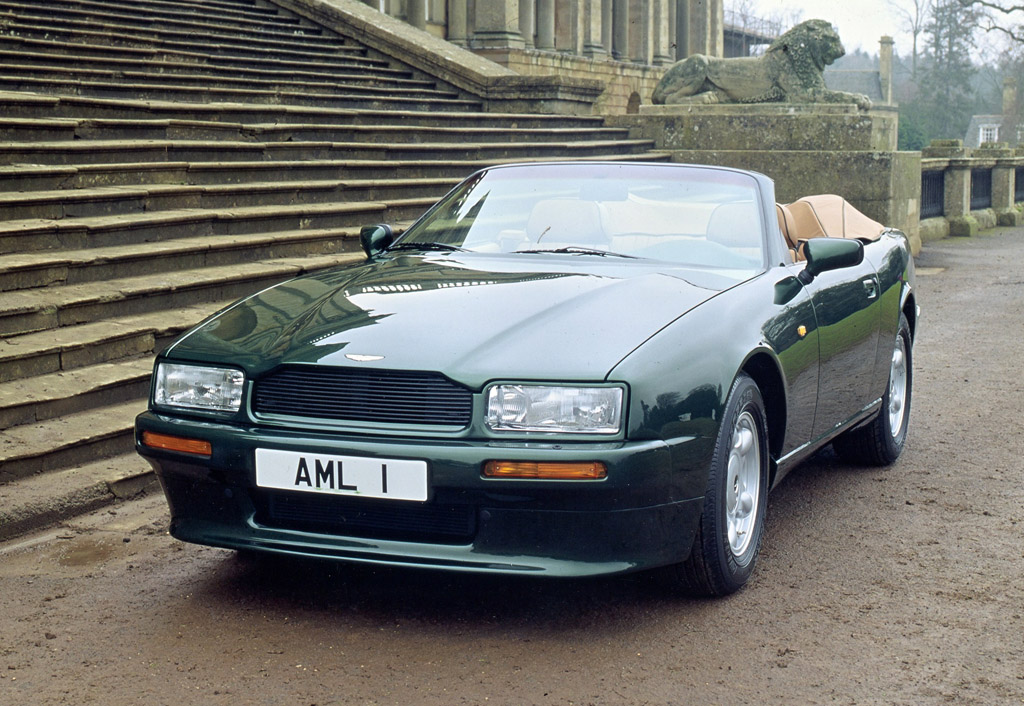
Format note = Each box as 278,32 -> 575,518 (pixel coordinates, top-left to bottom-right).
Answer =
705,201 -> 761,248
526,199 -> 607,244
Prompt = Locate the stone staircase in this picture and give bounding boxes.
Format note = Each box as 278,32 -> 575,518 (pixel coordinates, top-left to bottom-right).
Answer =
0,0 -> 666,539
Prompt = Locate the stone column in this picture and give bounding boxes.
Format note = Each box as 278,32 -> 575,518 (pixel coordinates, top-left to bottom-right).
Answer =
536,0 -> 555,49
583,0 -> 606,56
473,0 -> 526,48
629,0 -> 652,63
408,0 -> 427,29
707,0 -> 723,57
554,0 -> 583,53
676,0 -> 723,58
923,140 -> 975,237
976,144 -> 1022,226
602,0 -> 612,54
612,0 -> 628,59
519,0 -> 535,47
448,0 -> 468,45
675,0 -> 689,59
652,0 -> 671,64
879,36 -> 894,105
667,0 -> 677,61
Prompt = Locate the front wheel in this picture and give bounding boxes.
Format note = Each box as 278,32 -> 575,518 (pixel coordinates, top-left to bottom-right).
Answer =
833,312 -> 913,466
671,373 -> 770,597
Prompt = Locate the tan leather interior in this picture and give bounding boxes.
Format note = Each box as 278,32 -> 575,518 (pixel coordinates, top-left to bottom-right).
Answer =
777,195 -> 885,261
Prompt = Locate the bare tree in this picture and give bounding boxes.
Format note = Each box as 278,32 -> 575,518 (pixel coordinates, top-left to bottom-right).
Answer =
889,0 -> 929,75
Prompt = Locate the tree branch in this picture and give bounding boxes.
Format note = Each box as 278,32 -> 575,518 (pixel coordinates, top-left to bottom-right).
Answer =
978,17 -> 1024,41
959,0 -> 1024,15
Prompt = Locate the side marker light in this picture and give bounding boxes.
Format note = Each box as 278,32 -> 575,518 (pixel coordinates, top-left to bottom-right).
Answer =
483,461 -> 607,480
141,431 -> 212,457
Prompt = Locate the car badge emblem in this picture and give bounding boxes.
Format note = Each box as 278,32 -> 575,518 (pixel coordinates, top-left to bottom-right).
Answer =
345,354 -> 385,362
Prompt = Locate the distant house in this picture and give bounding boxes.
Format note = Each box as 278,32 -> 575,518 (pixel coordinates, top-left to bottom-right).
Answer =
964,79 -> 1019,147
823,37 -> 895,106
964,116 -> 1008,148
825,70 -> 884,104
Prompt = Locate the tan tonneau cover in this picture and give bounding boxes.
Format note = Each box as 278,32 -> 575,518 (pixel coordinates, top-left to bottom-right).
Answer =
776,195 -> 885,258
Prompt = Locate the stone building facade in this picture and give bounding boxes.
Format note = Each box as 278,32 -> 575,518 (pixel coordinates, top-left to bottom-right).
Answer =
360,0 -> 724,62
354,0 -> 724,113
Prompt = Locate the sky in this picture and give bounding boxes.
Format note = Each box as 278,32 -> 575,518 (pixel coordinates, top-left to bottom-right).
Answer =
740,0 -> 913,57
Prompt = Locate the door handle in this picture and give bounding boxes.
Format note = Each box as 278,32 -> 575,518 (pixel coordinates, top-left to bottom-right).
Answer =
862,278 -> 878,299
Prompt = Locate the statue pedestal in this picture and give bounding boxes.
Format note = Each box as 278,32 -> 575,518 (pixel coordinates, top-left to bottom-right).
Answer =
607,104 -> 921,253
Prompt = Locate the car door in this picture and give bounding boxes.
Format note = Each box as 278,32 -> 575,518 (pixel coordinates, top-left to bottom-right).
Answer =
804,259 -> 882,439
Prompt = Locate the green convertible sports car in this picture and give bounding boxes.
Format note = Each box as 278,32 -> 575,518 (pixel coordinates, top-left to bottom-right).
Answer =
135,162 -> 916,596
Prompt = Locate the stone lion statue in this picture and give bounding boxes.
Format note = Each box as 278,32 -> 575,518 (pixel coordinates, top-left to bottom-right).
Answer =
652,19 -> 872,110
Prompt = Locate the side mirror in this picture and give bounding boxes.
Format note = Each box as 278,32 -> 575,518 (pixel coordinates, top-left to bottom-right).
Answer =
360,224 -> 394,260
797,238 -> 864,284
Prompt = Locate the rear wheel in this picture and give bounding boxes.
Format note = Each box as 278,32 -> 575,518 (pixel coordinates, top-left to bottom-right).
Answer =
834,312 -> 913,466
671,373 -> 769,597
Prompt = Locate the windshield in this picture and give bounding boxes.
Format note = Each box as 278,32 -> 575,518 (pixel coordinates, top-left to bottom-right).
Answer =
395,163 -> 767,274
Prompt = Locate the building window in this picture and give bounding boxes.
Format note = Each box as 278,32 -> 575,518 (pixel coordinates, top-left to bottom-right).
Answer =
980,125 -> 999,144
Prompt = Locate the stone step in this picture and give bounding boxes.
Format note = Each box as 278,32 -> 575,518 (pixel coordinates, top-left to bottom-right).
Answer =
0,398 -> 145,483
0,451 -> 157,542
110,0 -> 283,20
0,77 -> 477,111
0,301 -> 226,385
0,250 -> 367,336
0,116 -> 626,144
0,46 -> 415,82
0,150 -> 670,192
0,356 -> 152,430
0,3 -> 332,44
0,137 -> 653,168
0,224 -> 373,291
0,177 -> 459,221
0,66 -> 446,99
0,35 -> 396,74
0,0 -> 305,31
0,197 -> 426,254
0,16 -> 361,61
0,52 -> 420,88
0,92 -> 600,130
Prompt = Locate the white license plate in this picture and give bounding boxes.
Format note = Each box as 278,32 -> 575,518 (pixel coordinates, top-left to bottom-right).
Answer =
255,448 -> 428,502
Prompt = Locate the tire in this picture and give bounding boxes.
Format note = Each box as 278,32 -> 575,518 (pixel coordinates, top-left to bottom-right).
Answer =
833,312 -> 912,466
672,373 -> 770,597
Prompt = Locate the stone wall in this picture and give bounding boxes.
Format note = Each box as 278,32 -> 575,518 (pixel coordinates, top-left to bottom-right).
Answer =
475,48 -> 668,115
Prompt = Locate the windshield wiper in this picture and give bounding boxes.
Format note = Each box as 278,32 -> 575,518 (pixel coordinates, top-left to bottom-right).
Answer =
514,246 -> 639,259
386,241 -> 468,253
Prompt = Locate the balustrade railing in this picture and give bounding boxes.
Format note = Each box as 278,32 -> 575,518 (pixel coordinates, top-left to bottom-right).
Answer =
970,168 -> 993,210
920,141 -> 1022,230
920,170 -> 945,219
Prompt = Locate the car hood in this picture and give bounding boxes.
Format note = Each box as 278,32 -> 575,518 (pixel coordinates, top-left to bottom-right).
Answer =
166,253 -> 734,387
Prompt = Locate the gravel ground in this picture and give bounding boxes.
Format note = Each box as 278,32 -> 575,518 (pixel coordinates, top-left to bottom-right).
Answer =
1,228 -> 1022,706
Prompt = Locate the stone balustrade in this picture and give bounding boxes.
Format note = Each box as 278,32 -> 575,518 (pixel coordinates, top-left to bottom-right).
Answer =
920,139 -> 1024,241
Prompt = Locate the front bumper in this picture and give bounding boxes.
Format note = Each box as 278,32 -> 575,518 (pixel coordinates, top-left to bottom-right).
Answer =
136,411 -> 708,577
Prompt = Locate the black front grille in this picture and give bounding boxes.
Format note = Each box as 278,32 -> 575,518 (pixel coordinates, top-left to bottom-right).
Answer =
252,366 -> 473,426
255,491 -> 476,544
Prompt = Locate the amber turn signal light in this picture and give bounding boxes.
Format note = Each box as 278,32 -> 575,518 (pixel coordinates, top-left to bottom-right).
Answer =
483,461 -> 607,480
141,431 -> 212,457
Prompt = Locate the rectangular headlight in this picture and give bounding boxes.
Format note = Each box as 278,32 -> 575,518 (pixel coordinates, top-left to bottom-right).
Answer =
485,384 -> 623,434
154,363 -> 245,413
